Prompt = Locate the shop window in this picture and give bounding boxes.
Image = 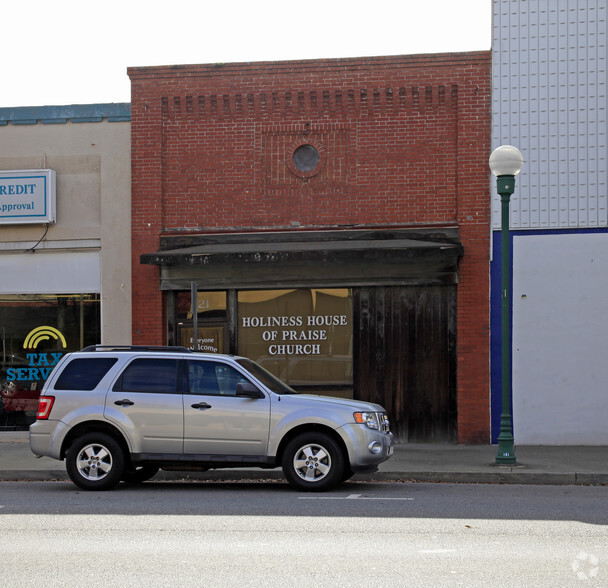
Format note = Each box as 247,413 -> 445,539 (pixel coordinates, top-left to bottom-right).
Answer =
176,291 -> 227,320
0,294 -> 100,428
237,289 -> 353,397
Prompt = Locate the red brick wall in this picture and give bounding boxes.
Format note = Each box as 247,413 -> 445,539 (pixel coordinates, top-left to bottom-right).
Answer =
129,52 -> 491,443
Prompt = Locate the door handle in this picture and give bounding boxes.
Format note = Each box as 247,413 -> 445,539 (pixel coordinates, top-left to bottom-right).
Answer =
114,399 -> 134,406
191,402 -> 212,410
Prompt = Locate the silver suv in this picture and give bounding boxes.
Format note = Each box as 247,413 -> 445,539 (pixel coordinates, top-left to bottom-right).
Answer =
30,346 -> 393,491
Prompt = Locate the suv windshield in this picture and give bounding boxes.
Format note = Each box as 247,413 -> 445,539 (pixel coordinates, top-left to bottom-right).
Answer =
236,358 -> 297,395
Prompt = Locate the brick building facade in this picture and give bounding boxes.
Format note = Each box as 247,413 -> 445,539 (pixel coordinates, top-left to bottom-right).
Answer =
128,52 -> 491,443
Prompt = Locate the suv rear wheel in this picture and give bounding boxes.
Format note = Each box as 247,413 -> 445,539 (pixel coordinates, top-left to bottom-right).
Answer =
66,433 -> 125,491
282,432 -> 344,492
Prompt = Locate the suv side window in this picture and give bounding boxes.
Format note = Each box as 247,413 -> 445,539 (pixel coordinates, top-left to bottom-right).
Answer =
187,361 -> 249,397
113,358 -> 180,394
54,358 -> 118,391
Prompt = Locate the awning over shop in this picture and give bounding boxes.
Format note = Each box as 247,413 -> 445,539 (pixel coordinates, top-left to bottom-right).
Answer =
140,228 -> 463,290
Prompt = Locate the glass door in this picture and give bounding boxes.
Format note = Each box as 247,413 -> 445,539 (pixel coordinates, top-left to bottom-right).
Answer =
173,289 -> 229,353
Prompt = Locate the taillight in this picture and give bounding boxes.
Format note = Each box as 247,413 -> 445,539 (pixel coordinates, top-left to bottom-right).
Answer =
37,396 -> 55,420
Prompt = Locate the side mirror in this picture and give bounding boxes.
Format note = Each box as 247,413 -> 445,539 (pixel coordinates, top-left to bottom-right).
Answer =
235,382 -> 265,399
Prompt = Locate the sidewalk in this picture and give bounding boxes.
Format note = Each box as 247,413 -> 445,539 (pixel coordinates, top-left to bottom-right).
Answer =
1,431 -> 606,485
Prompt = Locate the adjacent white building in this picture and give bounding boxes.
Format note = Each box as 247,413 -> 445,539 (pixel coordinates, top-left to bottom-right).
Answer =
0,104 -> 131,427
491,0 -> 608,443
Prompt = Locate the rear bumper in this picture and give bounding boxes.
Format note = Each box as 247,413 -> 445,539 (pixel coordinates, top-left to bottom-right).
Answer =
29,419 -> 64,460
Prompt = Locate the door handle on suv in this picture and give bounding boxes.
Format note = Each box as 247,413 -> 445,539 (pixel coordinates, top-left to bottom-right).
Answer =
114,399 -> 135,406
191,402 -> 212,410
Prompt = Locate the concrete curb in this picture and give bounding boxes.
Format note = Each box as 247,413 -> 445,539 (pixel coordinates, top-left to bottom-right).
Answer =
370,472 -> 582,485
1,469 -> 606,485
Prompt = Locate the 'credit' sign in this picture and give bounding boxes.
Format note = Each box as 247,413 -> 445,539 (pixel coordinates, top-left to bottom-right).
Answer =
0,169 -> 56,224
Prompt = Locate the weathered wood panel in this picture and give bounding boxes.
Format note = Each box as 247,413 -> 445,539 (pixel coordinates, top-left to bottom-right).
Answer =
353,286 -> 457,442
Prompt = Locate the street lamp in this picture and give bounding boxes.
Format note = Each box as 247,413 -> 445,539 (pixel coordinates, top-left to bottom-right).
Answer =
489,145 -> 524,465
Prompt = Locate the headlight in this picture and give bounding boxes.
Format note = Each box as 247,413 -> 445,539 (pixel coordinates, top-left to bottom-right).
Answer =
354,412 -> 379,430
353,411 -> 391,432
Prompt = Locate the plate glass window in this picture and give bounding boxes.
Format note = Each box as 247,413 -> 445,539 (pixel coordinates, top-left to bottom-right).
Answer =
0,293 -> 101,428
237,289 -> 353,398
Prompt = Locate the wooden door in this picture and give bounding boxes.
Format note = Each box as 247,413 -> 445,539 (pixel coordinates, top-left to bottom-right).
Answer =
353,286 -> 457,443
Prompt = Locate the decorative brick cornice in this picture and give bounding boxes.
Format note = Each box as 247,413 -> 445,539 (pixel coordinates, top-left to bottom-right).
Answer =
159,85 -> 458,120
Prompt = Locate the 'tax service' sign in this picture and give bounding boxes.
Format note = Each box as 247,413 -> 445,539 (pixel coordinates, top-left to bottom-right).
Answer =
0,169 -> 56,224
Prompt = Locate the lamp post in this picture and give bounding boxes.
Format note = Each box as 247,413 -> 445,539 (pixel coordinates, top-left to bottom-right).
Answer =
489,145 -> 524,465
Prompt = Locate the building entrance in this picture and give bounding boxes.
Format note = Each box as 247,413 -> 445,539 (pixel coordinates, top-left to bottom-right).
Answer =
177,322 -> 228,354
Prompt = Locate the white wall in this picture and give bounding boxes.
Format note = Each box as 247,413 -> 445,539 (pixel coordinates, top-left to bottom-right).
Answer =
512,231 -> 608,444
0,251 -> 100,294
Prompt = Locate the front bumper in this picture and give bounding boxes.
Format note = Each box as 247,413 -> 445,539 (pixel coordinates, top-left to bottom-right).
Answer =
340,423 -> 394,471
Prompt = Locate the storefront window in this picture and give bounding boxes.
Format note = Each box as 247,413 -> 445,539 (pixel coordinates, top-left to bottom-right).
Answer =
238,289 -> 353,397
0,293 -> 100,428
176,291 -> 227,320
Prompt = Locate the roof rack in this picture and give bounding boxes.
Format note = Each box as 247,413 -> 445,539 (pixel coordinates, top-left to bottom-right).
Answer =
80,345 -> 193,353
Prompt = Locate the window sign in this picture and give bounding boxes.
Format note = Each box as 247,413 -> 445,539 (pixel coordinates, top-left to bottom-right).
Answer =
238,289 -> 353,390
0,169 -> 56,225
14,325 -> 67,381
181,326 -> 224,353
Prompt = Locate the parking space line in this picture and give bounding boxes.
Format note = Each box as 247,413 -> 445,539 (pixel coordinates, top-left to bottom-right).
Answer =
299,495 -> 414,501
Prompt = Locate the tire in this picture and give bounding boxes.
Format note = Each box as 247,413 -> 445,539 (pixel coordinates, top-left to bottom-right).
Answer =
121,465 -> 159,485
66,433 -> 125,491
282,432 -> 345,492
341,466 -> 354,483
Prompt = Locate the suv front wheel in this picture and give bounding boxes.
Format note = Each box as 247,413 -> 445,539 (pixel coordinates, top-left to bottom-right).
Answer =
282,432 -> 345,492
122,464 -> 160,485
66,433 -> 125,491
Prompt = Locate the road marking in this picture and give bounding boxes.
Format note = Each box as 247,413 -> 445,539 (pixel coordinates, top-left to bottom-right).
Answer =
299,494 -> 413,501
419,549 -> 457,554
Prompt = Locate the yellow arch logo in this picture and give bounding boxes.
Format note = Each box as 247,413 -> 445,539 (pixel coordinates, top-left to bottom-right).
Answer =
23,326 -> 67,349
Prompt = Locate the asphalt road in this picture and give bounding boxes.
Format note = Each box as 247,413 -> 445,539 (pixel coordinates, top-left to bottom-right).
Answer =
1,480 -> 607,587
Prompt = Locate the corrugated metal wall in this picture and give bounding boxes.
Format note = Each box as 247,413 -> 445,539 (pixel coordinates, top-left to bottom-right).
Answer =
492,0 -> 607,229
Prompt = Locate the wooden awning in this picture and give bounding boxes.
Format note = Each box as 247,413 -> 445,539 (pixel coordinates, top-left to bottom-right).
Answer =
141,228 -> 463,290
